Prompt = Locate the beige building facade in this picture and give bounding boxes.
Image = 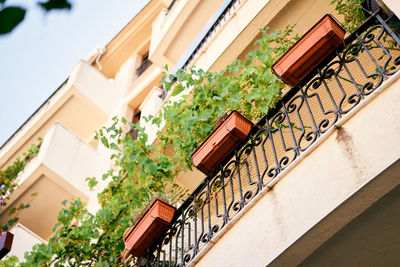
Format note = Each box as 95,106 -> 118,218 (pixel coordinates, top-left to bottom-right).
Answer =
1,0 -> 400,265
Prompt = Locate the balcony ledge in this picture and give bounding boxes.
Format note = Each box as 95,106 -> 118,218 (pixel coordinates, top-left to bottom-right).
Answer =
0,123 -> 110,240
0,61 -> 119,174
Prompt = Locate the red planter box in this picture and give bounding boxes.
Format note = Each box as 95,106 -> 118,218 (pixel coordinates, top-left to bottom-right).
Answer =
192,111 -> 253,175
123,199 -> 176,258
0,232 -> 13,260
272,14 -> 345,87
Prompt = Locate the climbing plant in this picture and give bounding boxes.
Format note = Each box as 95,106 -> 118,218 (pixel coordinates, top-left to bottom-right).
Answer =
0,139 -> 41,232
2,1 -> 369,265
330,0 -> 366,31
157,25 -> 297,171
1,27 -> 295,266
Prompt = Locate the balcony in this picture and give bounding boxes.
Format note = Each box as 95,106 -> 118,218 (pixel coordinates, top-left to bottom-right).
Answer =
143,11 -> 400,266
8,223 -> 47,260
0,61 -> 121,172
0,123 -> 110,240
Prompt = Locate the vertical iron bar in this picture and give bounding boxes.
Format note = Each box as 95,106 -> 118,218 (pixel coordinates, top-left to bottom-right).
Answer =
317,68 -> 341,117
181,218 -> 184,264
220,166 -> 228,226
376,14 -> 400,45
193,200 -> 198,257
227,171 -> 235,219
174,230 -> 178,267
355,33 -> 387,79
299,87 -> 318,134
235,150 -> 245,205
250,134 -> 262,191
266,119 -> 280,176
169,232 -> 172,267
282,103 -> 300,157
207,180 -> 212,242
336,50 -> 364,97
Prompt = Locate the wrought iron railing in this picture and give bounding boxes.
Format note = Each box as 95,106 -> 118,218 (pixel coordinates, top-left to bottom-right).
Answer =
144,10 -> 400,267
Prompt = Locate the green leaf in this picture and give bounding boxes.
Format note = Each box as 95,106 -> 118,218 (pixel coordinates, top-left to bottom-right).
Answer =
127,162 -> 135,177
171,84 -> 184,96
152,117 -> 162,127
100,136 -> 109,148
8,207 -> 16,216
110,142 -> 120,151
0,6 -> 26,34
85,177 -> 98,190
38,0 -> 72,11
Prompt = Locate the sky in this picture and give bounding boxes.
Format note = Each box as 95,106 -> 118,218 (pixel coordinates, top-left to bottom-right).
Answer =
0,0 -> 150,146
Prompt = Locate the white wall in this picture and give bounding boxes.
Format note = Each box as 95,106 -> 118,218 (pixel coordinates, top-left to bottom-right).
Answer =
68,61 -> 125,117
40,123 -> 110,203
8,224 -> 46,261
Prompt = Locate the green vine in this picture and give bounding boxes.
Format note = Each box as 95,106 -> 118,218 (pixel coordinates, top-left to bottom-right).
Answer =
159,26 -> 297,170
0,138 -> 41,233
330,0 -> 366,31
3,1 -> 373,265
2,27 -> 296,266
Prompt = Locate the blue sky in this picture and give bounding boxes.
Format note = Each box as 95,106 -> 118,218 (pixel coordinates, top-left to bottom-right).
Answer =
0,0 -> 149,146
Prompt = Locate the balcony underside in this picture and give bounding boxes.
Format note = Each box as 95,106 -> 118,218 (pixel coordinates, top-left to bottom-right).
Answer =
0,171 -> 84,241
298,183 -> 400,267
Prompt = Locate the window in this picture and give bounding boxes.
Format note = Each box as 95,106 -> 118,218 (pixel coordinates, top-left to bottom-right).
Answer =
136,52 -> 152,76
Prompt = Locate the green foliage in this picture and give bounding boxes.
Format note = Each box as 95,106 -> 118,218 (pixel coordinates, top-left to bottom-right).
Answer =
6,2 -> 368,265
0,255 -> 19,266
0,139 -> 41,232
330,0 -> 366,31
0,7 -> 26,34
39,0 -> 72,12
159,26 -> 296,170
10,117 -> 185,266
0,0 -> 72,35
4,28 -> 298,266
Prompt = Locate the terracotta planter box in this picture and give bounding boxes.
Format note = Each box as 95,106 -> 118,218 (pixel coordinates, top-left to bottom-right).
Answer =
192,111 -> 253,175
0,232 -> 13,260
123,199 -> 176,258
272,14 -> 345,87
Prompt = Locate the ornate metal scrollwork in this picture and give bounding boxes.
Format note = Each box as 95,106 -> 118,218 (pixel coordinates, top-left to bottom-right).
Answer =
145,12 -> 400,267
